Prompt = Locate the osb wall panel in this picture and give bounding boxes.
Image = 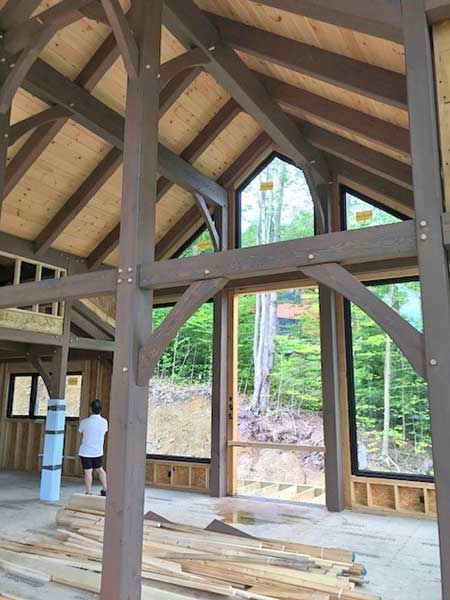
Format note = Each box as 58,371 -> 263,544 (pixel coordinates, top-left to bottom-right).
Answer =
0,358 -> 112,477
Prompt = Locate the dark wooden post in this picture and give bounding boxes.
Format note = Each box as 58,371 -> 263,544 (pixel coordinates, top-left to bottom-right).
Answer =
210,202 -> 229,497
401,1 -> 450,597
100,2 -> 162,599
318,186 -> 345,512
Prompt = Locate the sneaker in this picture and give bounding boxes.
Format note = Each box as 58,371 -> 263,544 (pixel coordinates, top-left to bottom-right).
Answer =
100,489 -> 106,497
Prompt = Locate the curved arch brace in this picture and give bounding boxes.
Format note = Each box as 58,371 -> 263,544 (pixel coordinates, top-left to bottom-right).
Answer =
159,48 -> 209,89
301,262 -> 426,379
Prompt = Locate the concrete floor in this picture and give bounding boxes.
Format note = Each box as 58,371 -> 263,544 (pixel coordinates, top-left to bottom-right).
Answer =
0,470 -> 441,600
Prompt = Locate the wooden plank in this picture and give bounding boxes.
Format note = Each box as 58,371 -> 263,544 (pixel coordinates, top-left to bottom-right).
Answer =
137,277 -> 228,384
140,219 -> 417,289
164,0 -> 330,226
206,13 -> 407,109
34,148 -> 123,254
219,132 -> 272,189
246,0 -> 403,42
0,110 -> 9,213
193,193 -> 220,252
0,269 -> 117,310
262,75 -> 411,158
99,0 -> 139,80
401,2 -> 450,596
101,1 -> 162,598
301,262 -> 426,377
433,20 -> 450,209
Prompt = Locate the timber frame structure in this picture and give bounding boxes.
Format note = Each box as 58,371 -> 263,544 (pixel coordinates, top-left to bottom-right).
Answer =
0,0 -> 449,598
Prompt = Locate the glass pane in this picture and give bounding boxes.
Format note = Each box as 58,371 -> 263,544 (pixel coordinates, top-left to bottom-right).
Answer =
240,155 -> 314,248
350,281 -> 432,477
147,304 -> 213,458
179,229 -> 214,257
345,192 -> 401,230
236,289 -> 325,499
9,375 -> 32,416
35,374 -> 82,418
65,374 -> 82,418
35,377 -> 49,416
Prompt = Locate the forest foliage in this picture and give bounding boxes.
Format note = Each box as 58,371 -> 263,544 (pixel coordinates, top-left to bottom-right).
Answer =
152,157 -> 432,476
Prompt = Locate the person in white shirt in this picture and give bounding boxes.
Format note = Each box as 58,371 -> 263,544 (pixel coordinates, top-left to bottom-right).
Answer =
78,399 -> 108,496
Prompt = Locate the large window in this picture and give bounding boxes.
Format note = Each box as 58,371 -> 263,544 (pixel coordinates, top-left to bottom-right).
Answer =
237,153 -> 315,248
147,304 -> 213,461
7,373 -> 82,419
342,189 -> 433,481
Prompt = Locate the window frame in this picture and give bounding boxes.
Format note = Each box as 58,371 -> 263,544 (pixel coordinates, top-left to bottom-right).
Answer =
6,372 -> 83,420
145,303 -> 213,463
341,187 -> 433,483
235,151 -> 313,249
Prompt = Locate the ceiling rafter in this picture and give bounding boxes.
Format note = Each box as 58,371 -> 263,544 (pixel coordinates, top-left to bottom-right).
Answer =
205,12 -> 407,110
164,0 -> 330,231
87,97 -> 241,268
99,0 -> 139,80
0,1 -> 42,30
245,0 -> 403,43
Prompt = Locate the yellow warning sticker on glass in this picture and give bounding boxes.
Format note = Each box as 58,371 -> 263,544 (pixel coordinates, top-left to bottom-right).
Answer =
197,240 -> 211,250
67,376 -> 79,386
260,181 -> 274,191
355,210 -> 373,222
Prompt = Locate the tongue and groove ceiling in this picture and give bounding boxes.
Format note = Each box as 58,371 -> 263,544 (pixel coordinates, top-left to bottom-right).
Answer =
0,0 -> 410,269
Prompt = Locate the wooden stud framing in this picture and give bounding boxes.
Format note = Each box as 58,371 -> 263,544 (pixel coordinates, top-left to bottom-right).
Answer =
101,2 -> 162,598
402,1 -> 450,597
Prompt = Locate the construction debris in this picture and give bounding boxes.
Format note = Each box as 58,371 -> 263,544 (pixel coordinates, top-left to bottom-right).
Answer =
0,494 -> 380,600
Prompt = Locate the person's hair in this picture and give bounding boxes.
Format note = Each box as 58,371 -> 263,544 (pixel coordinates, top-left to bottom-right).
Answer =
91,399 -> 102,415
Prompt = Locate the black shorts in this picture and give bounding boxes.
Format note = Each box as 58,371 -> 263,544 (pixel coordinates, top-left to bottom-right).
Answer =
80,456 -> 103,470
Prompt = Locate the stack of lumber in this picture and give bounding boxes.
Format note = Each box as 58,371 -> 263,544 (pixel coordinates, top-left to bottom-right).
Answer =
0,494 -> 380,600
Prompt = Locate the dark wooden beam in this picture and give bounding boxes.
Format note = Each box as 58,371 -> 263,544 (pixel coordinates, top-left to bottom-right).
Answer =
3,0 -> 92,55
402,1 -> 450,596
141,220 -> 417,289
101,1 -> 162,597
193,192 -> 220,252
73,299 -> 115,338
0,110 -> 9,211
296,120 -> 413,189
159,48 -> 208,88
10,57 -> 226,206
27,351 -> 53,394
8,106 -> 69,146
155,205 -> 205,262
0,268 -> 116,310
426,0 -> 450,23
99,0 -> 139,80
138,277 -> 227,384
328,156 -> 414,215
0,325 -> 114,351
165,0 -> 330,229
261,75 -> 411,159
219,131 -> 273,189
34,148 -> 122,254
205,13 -> 407,110
0,1 -> 42,30
159,66 -> 201,115
71,308 -> 113,341
4,17 -> 121,200
246,0 -> 403,43
88,98 -> 239,267
302,262 -> 426,377
210,204 -> 229,497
